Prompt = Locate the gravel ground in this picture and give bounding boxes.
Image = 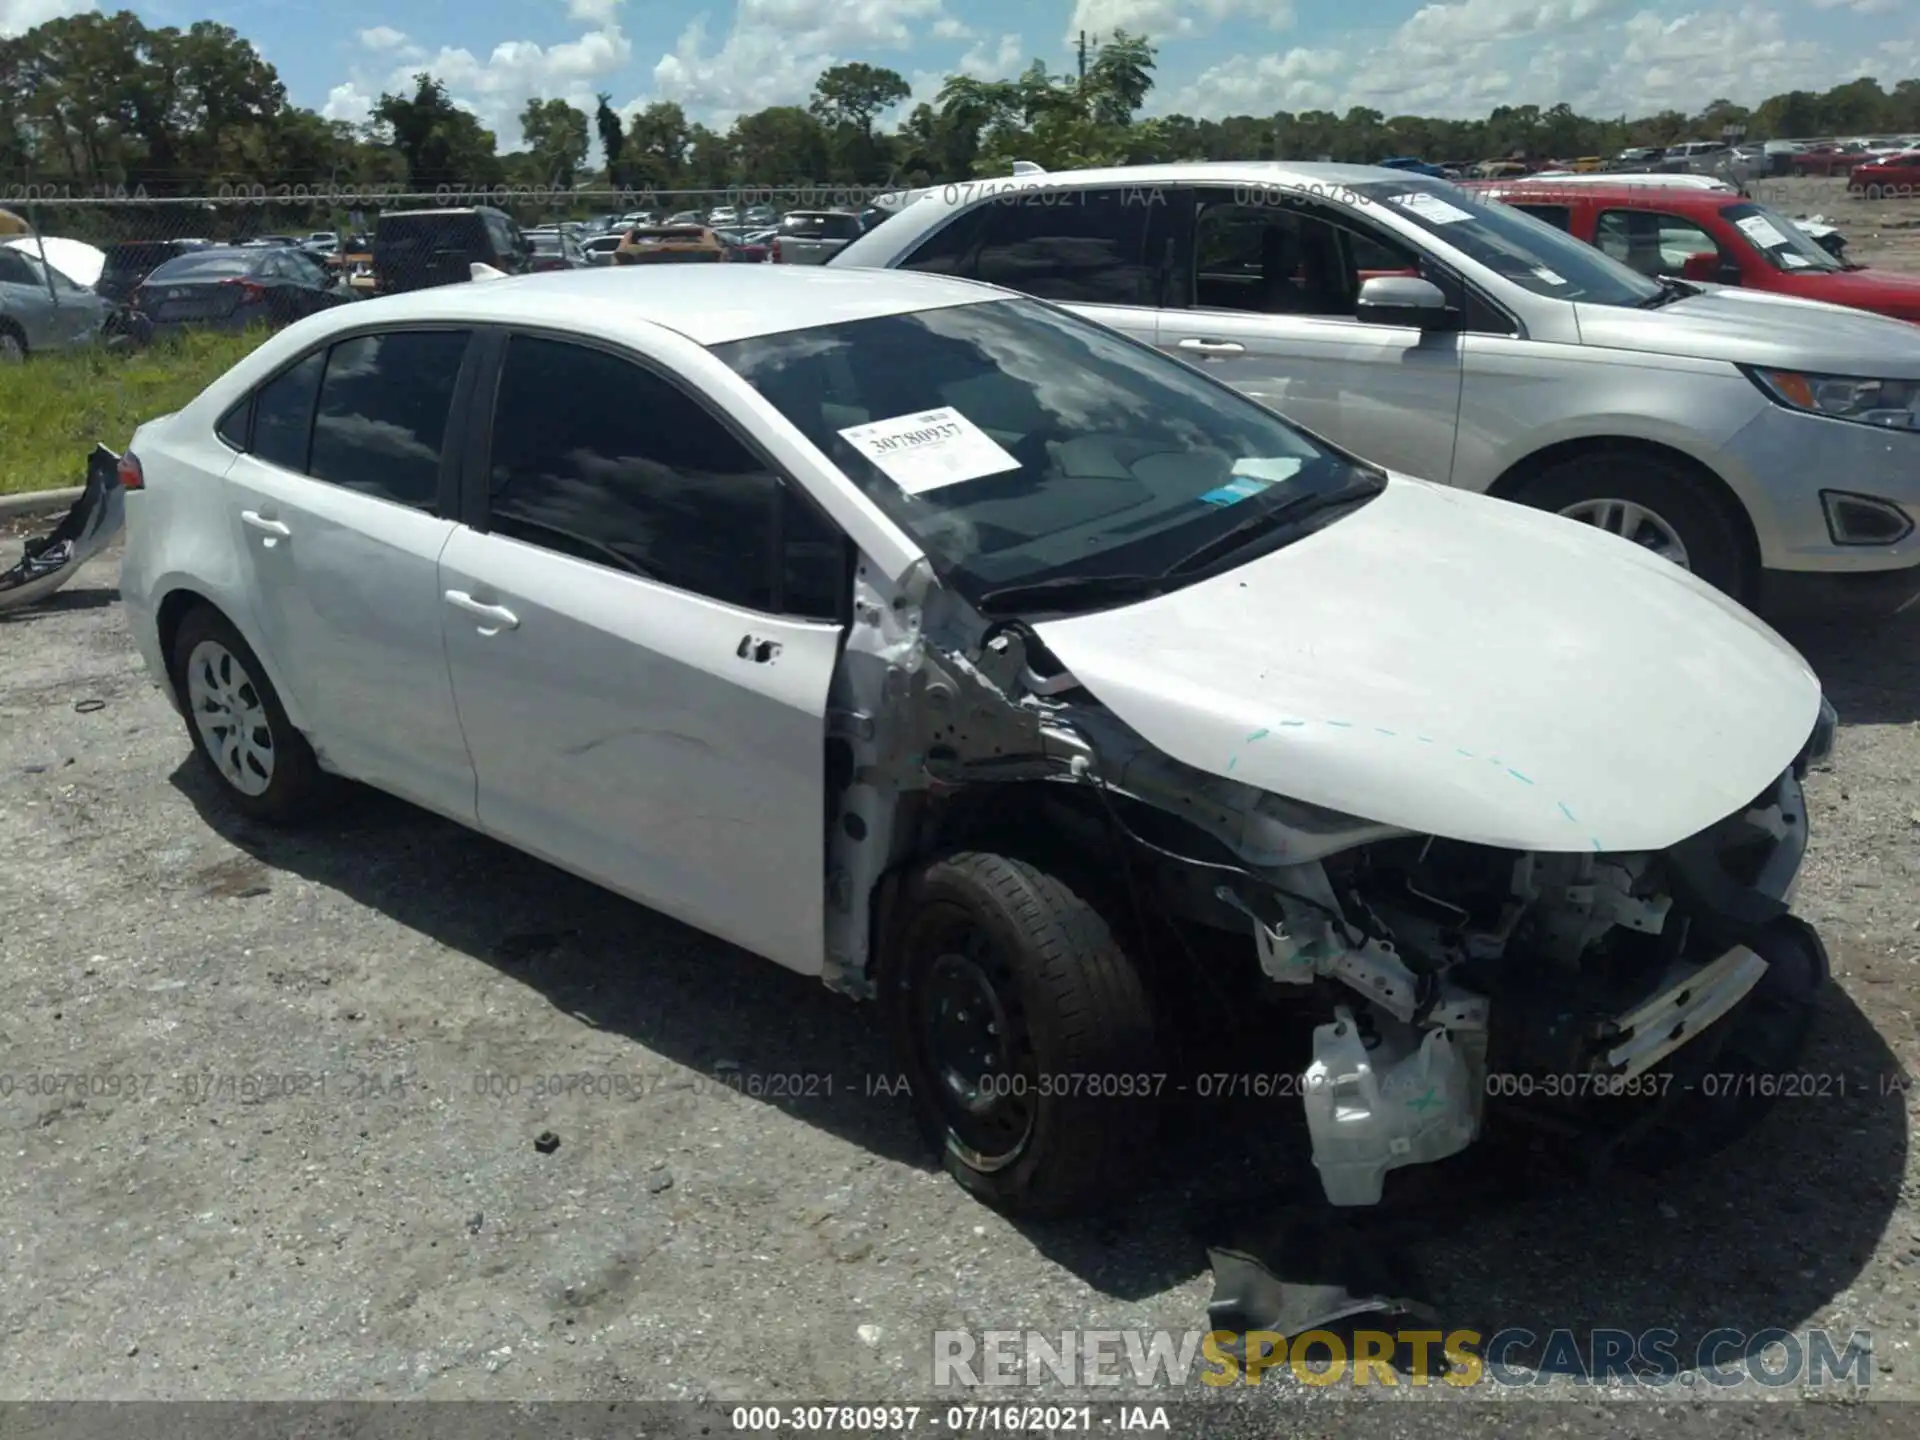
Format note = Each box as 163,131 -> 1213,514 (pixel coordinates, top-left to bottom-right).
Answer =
1747,175 -> 1920,272
3,197 -> 1920,1433
2,536 -> 1917,1434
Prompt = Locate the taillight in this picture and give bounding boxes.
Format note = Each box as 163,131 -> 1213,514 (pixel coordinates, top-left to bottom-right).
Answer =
224,278 -> 267,303
770,241 -> 781,262
117,452 -> 144,490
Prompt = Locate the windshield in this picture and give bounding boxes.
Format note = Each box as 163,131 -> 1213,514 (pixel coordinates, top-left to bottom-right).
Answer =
711,297 -> 1382,615
1718,202 -> 1842,272
1353,177 -> 1663,306
147,251 -> 254,281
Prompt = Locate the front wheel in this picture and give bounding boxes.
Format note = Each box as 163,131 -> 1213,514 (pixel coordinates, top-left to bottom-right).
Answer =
881,852 -> 1166,1219
1512,452 -> 1751,602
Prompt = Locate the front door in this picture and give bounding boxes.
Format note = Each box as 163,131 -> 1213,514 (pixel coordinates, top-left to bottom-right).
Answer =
439,332 -> 846,975
1157,188 -> 1465,483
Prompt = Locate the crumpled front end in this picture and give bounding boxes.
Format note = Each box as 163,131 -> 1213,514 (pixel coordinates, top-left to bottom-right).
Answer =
827,552 -> 1838,1209
1207,722 -> 1835,1205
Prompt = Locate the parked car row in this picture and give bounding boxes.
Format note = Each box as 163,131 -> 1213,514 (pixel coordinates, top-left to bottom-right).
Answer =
838,161 -> 1920,620
116,251 -> 1845,1221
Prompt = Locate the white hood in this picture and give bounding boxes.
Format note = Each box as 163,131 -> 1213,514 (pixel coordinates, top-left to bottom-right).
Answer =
1033,477 -> 1822,854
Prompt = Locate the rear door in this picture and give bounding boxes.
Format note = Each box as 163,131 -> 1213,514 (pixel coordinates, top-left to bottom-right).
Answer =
220,326 -> 481,820
437,330 -> 847,975
890,185 -> 1168,349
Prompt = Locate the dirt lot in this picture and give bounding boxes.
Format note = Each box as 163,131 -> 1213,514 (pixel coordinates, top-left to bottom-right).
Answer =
1748,175 -> 1920,270
3,198 -> 1920,1435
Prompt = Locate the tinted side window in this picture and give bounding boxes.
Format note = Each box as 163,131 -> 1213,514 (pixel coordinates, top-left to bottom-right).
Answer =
898,210 -> 987,274
1510,203 -> 1573,232
967,191 -> 1155,304
0,249 -> 35,285
250,350 -> 325,472
307,330 -> 469,509
215,398 -> 251,451
488,336 -> 789,610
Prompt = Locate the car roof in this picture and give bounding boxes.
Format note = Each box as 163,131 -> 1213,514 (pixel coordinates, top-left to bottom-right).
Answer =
288,264 -> 1007,346
1477,181 -> 1735,211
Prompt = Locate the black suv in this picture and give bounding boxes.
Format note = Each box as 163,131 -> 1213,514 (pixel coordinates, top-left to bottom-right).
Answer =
371,207 -> 530,293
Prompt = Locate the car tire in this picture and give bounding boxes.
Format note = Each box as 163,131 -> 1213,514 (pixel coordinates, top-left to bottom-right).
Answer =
0,321 -> 25,363
882,851 -> 1166,1219
168,604 -> 330,824
1511,451 -> 1751,601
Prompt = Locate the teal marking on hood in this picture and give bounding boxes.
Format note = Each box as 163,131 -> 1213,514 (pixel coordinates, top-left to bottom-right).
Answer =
1326,720 -> 1352,728
1508,768 -> 1532,784
1246,727 -> 1270,742
1558,801 -> 1578,822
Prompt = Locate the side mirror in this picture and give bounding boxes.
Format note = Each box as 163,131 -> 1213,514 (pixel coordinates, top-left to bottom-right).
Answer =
1355,275 -> 1458,330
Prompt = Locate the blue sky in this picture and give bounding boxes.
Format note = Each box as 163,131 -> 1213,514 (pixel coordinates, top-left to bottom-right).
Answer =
5,0 -> 1917,145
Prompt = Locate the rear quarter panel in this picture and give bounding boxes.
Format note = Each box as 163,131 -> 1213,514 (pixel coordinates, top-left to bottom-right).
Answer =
120,413 -> 308,729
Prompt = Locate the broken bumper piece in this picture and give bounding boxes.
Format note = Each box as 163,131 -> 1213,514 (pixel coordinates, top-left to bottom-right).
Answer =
1599,944 -> 1770,1080
0,446 -> 125,615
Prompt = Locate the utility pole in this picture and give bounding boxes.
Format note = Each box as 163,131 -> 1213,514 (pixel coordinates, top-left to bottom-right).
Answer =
1077,30 -> 1090,83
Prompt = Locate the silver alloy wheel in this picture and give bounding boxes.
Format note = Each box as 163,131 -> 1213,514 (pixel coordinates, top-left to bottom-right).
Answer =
1557,497 -> 1692,569
185,639 -> 275,796
0,331 -> 23,363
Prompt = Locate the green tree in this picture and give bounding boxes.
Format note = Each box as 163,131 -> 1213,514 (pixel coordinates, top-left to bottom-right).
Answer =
372,73 -> 502,190
520,96 -> 588,187
625,100 -> 691,186
1082,30 -> 1154,127
732,105 -> 829,183
594,91 -> 626,185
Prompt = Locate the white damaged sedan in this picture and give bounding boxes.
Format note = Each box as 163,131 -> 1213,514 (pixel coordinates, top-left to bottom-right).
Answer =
117,266 -> 1837,1216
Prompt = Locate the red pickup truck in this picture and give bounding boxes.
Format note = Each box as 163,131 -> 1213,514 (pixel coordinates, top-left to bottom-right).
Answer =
1464,179 -> 1920,322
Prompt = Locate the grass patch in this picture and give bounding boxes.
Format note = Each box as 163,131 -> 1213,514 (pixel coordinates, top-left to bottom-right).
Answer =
0,328 -> 266,495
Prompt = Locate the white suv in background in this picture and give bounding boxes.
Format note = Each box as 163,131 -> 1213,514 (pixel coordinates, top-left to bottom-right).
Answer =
835,162 -> 1920,618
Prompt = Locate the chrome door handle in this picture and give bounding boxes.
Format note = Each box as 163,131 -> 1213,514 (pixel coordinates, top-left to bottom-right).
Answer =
444,589 -> 520,632
1176,337 -> 1246,355
241,510 -> 291,538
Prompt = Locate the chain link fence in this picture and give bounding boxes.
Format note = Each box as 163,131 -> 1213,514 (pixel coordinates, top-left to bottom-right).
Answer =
3,185 -> 899,248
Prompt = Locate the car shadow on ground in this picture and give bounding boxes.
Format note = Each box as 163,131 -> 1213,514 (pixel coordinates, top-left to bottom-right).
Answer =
1774,608 -> 1920,726
0,583 -> 121,622
172,755 -> 1907,1369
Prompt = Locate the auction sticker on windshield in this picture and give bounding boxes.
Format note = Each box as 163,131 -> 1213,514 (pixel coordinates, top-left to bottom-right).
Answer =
1733,213 -> 1790,249
1390,192 -> 1473,224
838,407 -> 1021,495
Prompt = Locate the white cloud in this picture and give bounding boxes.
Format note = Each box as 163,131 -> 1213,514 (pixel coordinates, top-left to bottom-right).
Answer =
356,25 -> 633,147
1812,0 -> 1896,11
1160,46 -> 1344,116
322,81 -> 374,124
1161,2 -> 1872,123
932,16 -> 974,39
0,0 -> 90,36
905,32 -> 1026,110
644,0 -> 953,124
568,0 -> 625,22
357,25 -> 408,51
1066,0 -> 1293,42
